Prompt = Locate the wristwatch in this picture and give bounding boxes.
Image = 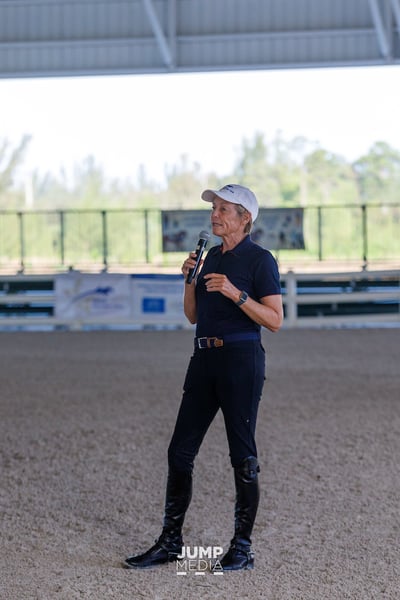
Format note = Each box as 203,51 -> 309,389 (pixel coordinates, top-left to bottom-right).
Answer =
236,290 -> 248,306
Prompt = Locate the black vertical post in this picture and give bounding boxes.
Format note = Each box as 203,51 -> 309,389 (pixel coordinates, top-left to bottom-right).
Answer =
361,204 -> 368,269
18,212 -> 25,273
317,206 -> 323,261
59,211 -> 65,266
101,210 -> 108,270
144,210 -> 150,264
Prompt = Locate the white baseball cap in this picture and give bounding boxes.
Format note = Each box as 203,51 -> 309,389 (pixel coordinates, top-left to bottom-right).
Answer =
201,184 -> 259,222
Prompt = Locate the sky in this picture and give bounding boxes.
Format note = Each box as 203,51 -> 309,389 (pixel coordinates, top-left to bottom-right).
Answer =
1,64 -> 400,187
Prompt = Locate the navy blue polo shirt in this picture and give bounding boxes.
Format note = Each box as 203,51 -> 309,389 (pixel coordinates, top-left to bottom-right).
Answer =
195,235 -> 281,338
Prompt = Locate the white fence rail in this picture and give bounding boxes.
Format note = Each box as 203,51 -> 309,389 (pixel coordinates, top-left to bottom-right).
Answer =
0,270 -> 399,330
283,270 -> 399,327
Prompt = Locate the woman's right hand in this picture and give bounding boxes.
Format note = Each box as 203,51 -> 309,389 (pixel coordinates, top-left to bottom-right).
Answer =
181,252 -> 199,281
182,252 -> 199,323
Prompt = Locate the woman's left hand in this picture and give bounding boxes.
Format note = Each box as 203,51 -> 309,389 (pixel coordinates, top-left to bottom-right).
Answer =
203,273 -> 239,302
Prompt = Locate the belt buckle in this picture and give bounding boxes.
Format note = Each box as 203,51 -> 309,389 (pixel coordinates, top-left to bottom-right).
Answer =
197,337 -> 223,349
197,337 -> 208,349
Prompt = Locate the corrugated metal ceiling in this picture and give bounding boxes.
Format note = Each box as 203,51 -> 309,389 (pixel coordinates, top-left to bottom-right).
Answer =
0,0 -> 399,78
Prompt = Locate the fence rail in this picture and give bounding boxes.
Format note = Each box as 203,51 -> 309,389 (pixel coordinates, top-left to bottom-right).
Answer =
0,270 -> 398,330
0,203 -> 399,273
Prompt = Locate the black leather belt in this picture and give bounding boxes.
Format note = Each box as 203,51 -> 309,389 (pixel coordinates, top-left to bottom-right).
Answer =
195,332 -> 260,349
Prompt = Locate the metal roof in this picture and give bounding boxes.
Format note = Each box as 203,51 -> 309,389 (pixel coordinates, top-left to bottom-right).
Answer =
0,0 -> 399,78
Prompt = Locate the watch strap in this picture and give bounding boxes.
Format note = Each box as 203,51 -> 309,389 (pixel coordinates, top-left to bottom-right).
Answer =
236,290 -> 248,306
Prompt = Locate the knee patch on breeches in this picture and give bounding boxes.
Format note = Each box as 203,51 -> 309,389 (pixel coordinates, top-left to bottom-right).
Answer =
235,456 -> 260,483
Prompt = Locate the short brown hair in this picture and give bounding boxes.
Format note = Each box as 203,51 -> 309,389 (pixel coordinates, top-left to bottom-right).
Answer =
235,204 -> 253,234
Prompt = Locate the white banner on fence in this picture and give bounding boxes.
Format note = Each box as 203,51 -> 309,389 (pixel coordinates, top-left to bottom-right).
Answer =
161,208 -> 304,251
55,273 -> 131,319
130,274 -> 187,325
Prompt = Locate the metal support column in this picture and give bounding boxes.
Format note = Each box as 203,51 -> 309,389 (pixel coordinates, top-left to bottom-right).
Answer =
59,210 -> 65,266
390,0 -> 400,40
361,204 -> 368,269
142,0 -> 174,68
17,212 -> 25,273
317,206 -> 323,261
368,0 -> 391,58
101,210 -> 108,271
144,210 -> 150,264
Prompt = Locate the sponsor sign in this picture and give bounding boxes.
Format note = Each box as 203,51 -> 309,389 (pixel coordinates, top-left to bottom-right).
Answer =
161,208 -> 304,252
55,273 -> 131,319
130,274 -> 187,326
253,208 -> 305,250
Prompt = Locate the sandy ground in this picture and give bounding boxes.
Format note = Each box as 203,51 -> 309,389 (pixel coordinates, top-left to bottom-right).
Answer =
0,328 -> 399,600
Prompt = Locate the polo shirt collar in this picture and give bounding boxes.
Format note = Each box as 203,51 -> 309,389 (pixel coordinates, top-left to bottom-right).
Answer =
220,234 -> 252,257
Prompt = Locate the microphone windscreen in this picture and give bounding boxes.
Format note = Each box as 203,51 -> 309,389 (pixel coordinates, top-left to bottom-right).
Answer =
199,230 -> 210,241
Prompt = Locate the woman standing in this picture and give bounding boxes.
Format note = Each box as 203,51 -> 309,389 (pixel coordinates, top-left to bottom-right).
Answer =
125,184 -> 283,571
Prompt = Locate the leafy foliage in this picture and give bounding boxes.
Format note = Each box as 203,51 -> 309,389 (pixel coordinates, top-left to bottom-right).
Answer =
2,132 -> 400,210
0,135 -> 32,207
0,133 -> 399,269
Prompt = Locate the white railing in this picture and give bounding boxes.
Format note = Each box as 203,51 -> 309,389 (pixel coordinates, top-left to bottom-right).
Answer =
0,270 -> 399,329
283,269 -> 400,327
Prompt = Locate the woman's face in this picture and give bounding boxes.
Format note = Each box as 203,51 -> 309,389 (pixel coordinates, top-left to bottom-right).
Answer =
210,197 -> 248,238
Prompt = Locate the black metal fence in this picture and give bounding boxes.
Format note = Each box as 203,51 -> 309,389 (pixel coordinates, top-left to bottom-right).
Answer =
0,203 -> 399,272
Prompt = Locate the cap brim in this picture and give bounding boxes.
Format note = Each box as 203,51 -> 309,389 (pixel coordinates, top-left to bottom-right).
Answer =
201,189 -> 217,202
201,189 -> 239,204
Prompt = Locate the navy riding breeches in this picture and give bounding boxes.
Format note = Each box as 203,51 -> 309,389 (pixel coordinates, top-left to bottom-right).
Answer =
168,340 -> 266,472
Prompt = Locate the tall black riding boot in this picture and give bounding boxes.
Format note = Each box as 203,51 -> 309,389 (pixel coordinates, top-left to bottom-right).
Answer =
124,467 -> 192,568
220,456 -> 260,571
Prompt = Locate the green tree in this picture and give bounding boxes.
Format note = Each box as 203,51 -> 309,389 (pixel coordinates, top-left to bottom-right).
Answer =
71,155 -> 110,208
268,132 -> 309,205
304,148 -> 356,205
31,169 -> 75,209
233,131 -> 278,205
0,135 -> 31,208
234,131 -> 312,206
352,141 -> 400,203
0,135 -> 31,192
163,154 -> 220,209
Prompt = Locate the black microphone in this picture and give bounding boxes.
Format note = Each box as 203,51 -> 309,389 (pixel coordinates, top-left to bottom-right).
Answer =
186,230 -> 210,284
